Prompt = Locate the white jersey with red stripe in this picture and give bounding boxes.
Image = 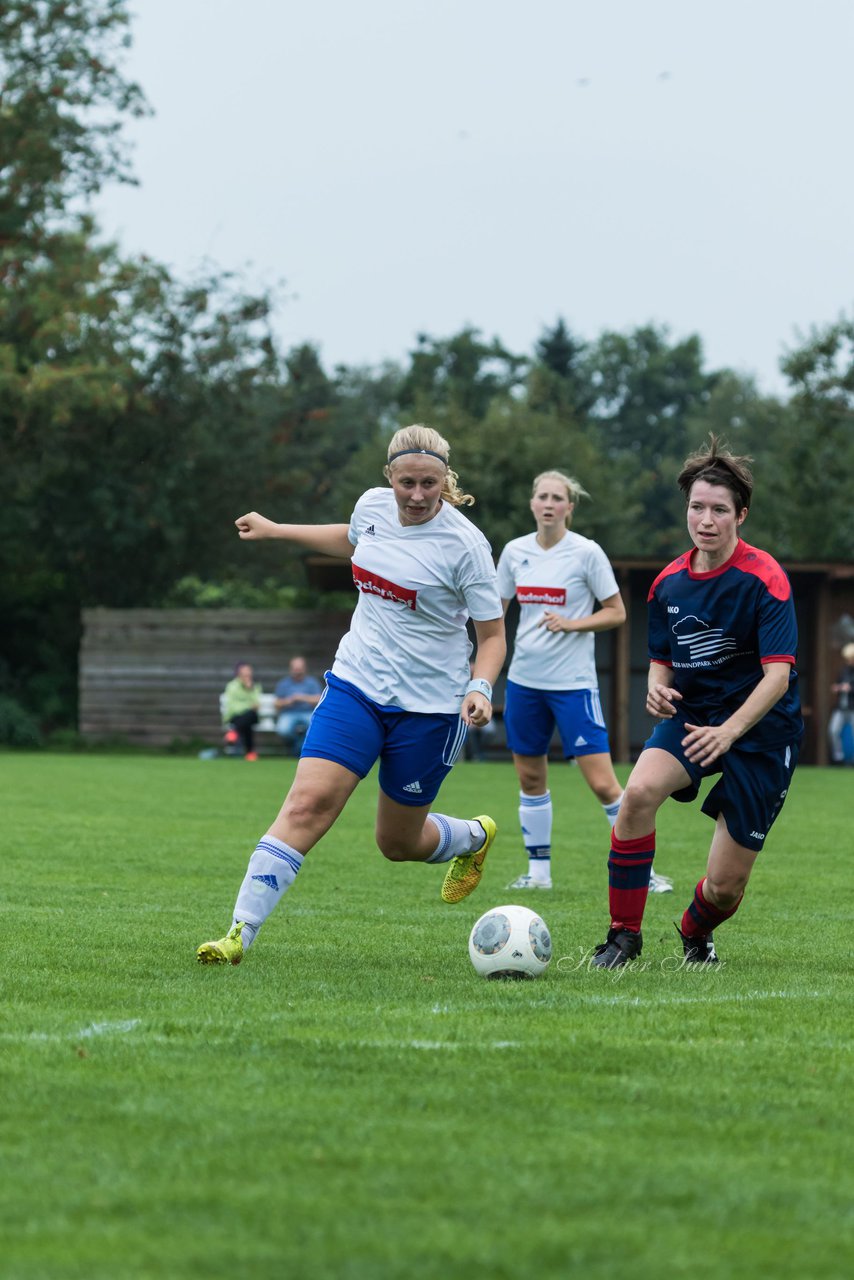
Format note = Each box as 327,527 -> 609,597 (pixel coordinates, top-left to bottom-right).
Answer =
496,530 -> 619,691
332,488 -> 503,713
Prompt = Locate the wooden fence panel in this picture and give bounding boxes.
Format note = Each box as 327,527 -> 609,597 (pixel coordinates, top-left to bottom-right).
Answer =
79,608 -> 353,745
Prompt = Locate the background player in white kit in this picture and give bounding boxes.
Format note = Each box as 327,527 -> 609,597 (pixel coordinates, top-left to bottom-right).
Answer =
497,470 -> 673,894
197,424 -> 506,965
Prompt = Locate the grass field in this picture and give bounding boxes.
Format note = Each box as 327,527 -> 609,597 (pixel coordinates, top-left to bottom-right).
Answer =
1,753 -> 852,1279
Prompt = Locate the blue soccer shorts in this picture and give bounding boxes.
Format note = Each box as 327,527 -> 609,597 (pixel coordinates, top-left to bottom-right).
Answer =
300,671 -> 467,806
644,716 -> 800,852
503,679 -> 612,759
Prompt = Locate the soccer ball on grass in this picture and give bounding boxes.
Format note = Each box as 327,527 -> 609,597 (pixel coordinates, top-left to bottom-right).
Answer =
468,903 -> 552,980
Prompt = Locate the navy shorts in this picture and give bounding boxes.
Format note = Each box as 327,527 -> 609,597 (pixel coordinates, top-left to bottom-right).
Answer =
645,717 -> 800,852
301,672 -> 467,806
504,679 -> 612,759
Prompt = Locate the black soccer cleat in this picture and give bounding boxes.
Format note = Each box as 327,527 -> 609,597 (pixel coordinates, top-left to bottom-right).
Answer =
675,923 -> 719,965
591,927 -> 643,969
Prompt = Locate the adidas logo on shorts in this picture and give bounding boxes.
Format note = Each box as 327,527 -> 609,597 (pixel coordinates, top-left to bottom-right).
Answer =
403,781 -> 423,794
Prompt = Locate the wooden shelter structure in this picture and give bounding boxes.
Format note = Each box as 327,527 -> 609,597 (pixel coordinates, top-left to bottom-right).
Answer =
80,557 -> 853,763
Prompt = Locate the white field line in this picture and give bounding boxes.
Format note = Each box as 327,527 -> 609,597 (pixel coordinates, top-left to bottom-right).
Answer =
571,989 -> 826,1007
2,1019 -> 143,1044
3,993 -> 848,1052
78,1019 -> 142,1037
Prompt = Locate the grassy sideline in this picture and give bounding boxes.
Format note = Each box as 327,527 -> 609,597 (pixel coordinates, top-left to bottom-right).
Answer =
1,753 -> 852,1279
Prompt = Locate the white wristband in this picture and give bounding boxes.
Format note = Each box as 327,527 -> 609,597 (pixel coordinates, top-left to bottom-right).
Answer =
465,677 -> 493,701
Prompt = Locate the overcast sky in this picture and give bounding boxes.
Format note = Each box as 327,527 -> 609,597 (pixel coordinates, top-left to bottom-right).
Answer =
96,0 -> 854,396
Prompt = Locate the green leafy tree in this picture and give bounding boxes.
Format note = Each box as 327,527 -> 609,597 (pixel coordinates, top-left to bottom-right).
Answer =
529,317 -> 592,415
0,2 -> 296,725
0,0 -> 148,241
398,327 -> 527,422
772,319 -> 854,559
1,0 -> 150,722
683,370 -> 791,553
582,325 -> 721,555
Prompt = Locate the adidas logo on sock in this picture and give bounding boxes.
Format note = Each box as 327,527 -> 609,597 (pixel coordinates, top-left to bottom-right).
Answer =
402,781 -> 422,794
251,873 -> 279,890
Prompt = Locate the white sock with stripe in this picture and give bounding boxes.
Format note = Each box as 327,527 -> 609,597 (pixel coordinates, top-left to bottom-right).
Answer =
425,814 -> 484,862
232,834 -> 305,949
602,792 -> 623,828
520,791 -> 552,884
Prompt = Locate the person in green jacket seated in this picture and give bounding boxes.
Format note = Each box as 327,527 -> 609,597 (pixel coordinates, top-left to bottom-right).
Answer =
222,661 -> 262,760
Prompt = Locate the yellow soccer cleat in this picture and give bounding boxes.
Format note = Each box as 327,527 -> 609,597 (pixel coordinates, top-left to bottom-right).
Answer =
196,921 -> 246,966
441,816 -> 496,903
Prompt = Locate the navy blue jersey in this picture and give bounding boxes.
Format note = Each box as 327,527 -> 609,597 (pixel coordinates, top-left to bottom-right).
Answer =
647,539 -> 803,751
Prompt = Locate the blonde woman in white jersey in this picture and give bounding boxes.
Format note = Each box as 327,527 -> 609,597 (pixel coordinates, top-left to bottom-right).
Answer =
197,425 -> 506,965
496,470 -> 673,894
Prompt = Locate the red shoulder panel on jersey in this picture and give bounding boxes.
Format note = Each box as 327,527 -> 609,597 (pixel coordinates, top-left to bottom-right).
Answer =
647,552 -> 691,602
352,563 -> 417,611
734,542 -> 792,601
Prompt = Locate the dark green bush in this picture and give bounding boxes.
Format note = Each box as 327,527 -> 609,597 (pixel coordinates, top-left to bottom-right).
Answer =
0,696 -> 44,748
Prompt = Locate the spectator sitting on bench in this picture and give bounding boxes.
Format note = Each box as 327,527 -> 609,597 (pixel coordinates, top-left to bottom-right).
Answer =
222,661 -> 263,760
274,656 -> 323,755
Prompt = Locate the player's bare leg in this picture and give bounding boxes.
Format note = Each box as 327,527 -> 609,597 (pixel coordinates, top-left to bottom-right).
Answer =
591,750 -> 688,968
579,751 -> 672,892
508,753 -> 553,889
374,792 -> 495,904
676,816 -> 758,964
197,758 -> 360,965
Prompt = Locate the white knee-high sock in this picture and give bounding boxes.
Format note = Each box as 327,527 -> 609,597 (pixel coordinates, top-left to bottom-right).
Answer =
232,834 -> 304,949
519,791 -> 552,883
602,791 -> 623,828
424,814 -> 484,863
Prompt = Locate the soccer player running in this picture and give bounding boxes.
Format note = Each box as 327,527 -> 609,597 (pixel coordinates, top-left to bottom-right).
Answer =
591,436 -> 803,969
496,470 -> 673,894
197,424 -> 506,965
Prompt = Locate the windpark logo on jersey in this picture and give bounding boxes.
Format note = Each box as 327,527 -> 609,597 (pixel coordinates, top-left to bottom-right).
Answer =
516,586 -> 567,607
352,562 -> 417,610
672,615 -> 738,662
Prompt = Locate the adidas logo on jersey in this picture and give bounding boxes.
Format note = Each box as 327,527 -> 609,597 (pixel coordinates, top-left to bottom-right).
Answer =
402,781 -> 423,794
365,524 -> 375,535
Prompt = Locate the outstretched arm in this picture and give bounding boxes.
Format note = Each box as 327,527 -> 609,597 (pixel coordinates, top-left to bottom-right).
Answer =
235,512 -> 355,559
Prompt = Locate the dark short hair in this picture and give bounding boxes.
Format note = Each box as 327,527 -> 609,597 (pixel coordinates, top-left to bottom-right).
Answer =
678,434 -> 753,512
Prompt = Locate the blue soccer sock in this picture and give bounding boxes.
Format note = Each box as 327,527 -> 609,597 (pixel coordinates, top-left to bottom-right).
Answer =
232,834 -> 305,948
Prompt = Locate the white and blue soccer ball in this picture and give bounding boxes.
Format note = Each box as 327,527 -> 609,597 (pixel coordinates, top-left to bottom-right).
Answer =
468,904 -> 552,980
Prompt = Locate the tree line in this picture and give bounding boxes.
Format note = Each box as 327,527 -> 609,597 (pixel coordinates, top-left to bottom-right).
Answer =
1,1 -> 852,739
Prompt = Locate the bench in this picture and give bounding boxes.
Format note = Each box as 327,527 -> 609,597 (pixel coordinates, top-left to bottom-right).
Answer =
219,691 -> 278,733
